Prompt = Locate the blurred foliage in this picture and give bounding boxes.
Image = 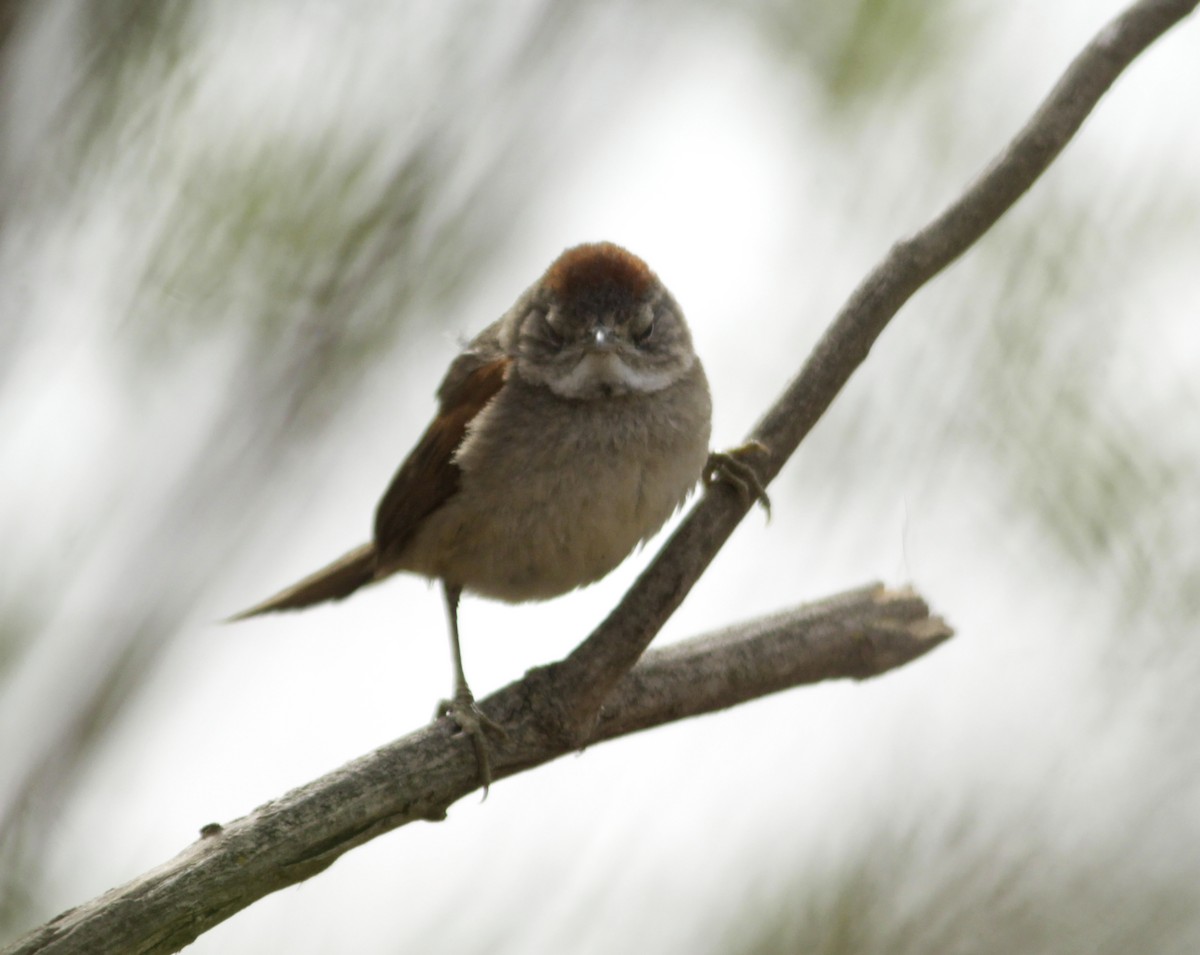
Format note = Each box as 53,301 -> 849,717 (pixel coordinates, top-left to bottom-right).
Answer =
729,813 -> 1200,954
124,138 -> 443,404
746,0 -> 963,112
69,2 -> 199,170
0,0 -> 668,935
967,193 -> 1200,686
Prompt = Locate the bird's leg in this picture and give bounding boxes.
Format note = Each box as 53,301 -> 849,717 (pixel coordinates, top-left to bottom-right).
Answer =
705,440 -> 772,517
435,582 -> 506,796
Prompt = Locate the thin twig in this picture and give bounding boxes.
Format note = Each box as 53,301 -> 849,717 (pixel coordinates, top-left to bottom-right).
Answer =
550,0 -> 1199,726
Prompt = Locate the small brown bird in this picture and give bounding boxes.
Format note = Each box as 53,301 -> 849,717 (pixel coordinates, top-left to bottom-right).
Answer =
231,242 -> 715,786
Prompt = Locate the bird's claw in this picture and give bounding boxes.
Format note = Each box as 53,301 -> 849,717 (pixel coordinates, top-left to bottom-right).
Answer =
436,690 -> 508,798
705,441 -> 771,518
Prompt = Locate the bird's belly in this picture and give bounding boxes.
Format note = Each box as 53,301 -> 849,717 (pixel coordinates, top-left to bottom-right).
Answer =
395,398 -> 708,601
401,448 -> 699,601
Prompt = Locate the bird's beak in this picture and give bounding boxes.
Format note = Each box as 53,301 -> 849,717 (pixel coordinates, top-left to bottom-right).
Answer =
591,326 -> 617,352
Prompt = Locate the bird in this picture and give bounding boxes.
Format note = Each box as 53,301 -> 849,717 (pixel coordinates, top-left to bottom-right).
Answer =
230,241 -> 720,790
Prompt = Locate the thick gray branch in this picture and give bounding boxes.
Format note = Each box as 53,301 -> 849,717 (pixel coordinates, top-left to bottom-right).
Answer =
591,584 -> 949,742
4,0 -> 1194,951
3,585 -> 948,955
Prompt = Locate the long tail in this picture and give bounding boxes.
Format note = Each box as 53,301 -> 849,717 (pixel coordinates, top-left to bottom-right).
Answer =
226,542 -> 377,621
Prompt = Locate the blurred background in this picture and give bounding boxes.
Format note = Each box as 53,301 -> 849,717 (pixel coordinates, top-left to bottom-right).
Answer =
1,0 -> 1198,951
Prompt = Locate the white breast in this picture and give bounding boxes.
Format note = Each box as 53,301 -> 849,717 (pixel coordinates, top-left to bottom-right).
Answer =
549,352 -> 682,399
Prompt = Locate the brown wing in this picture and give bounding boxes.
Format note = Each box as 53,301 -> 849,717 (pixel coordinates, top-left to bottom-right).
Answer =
373,355 -> 510,565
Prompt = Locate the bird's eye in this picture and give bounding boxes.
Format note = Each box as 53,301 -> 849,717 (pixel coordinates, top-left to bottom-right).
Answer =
538,307 -> 566,345
630,304 -> 656,344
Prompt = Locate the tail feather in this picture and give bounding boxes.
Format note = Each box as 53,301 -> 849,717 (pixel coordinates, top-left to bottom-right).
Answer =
227,542 -> 377,621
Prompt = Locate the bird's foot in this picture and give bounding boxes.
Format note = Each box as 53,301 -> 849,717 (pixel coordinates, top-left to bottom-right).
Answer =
436,689 -> 508,798
705,440 -> 772,517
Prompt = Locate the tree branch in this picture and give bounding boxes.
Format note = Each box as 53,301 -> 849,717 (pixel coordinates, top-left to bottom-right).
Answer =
551,0 -> 1199,725
4,0 -> 1194,951
590,584 -> 950,744
3,585 -> 948,955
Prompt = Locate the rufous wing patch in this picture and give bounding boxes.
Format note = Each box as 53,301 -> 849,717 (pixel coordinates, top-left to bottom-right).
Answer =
373,356 -> 510,565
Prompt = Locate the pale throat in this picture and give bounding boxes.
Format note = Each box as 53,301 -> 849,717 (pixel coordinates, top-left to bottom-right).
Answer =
547,351 -> 685,399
